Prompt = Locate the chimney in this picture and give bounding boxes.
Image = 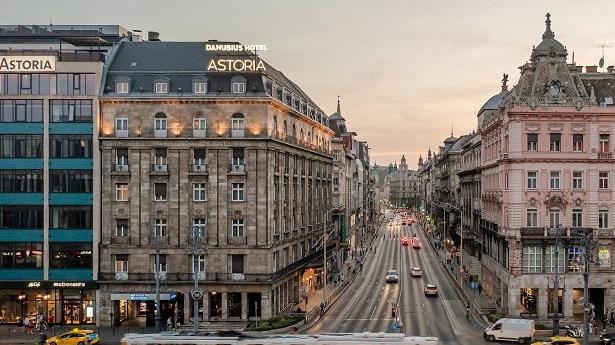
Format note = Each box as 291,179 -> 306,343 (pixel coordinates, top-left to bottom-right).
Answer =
586,66 -> 598,73
147,31 -> 160,41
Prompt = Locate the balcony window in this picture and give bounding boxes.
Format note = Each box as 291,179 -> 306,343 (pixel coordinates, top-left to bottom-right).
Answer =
193,219 -> 207,237
154,112 -> 168,137
549,171 -> 560,190
116,148 -> 129,171
115,219 -> 129,237
526,208 -> 538,227
154,148 -> 167,171
527,133 -> 538,151
154,218 -> 167,237
116,183 -> 128,201
231,113 -> 245,137
232,147 -> 245,171
599,209 -> 609,229
600,134 -> 610,153
522,245 -> 542,273
232,219 -> 244,237
572,171 -> 583,189
549,208 -> 560,228
573,134 -> 583,152
549,133 -> 561,152
154,183 -> 167,201
115,117 -> 128,137
115,255 -> 128,273
152,254 -> 167,273
193,148 -> 207,171
192,255 -> 206,278
572,209 -> 582,228
193,183 -> 207,202
193,114 -> 207,137
231,254 -> 244,274
232,183 -> 245,201
599,172 -> 609,189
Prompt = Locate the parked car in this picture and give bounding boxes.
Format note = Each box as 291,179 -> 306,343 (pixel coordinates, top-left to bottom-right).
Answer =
484,318 -> 534,343
600,332 -> 615,344
410,267 -> 422,277
385,270 -> 399,283
424,284 -> 438,297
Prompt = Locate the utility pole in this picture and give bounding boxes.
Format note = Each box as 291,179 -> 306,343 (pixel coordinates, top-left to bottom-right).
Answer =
576,227 -> 598,345
188,225 -> 207,332
153,227 -> 162,333
551,224 -> 561,336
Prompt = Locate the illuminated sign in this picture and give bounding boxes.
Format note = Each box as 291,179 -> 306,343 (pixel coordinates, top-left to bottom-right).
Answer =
27,281 -> 41,288
52,282 -> 86,288
207,59 -> 266,72
0,56 -> 56,72
205,44 -> 267,52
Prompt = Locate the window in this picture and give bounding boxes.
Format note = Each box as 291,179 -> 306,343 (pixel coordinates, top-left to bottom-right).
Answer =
0,73 -> 50,95
154,112 -> 167,137
0,134 -> 42,158
232,147 -> 245,170
231,254 -> 244,274
527,133 -> 538,151
49,135 -> 91,158
49,170 -> 93,193
231,113 -> 245,137
154,183 -> 167,201
567,246 -> 583,272
572,171 -> 583,189
193,115 -> 206,130
549,208 -> 560,228
549,133 -> 561,151
573,134 -> 583,152
599,172 -> 609,189
231,76 -> 246,94
0,100 -> 43,122
232,218 -> 244,237
0,170 -> 43,192
600,134 -> 610,153
116,80 -> 129,94
50,100 -> 92,122
152,254 -> 167,273
116,117 -> 128,137
572,209 -> 583,228
193,219 -> 207,237
598,247 -> 611,268
544,245 -> 565,273
526,209 -> 538,227
50,206 -> 92,229
154,81 -> 168,94
192,255 -> 206,275
0,242 -> 43,268
154,218 -> 167,237
193,183 -> 207,202
232,183 -> 245,201
116,148 -> 129,169
193,148 -> 206,166
56,74 -> 95,95
115,219 -> 129,237
522,245 -> 542,273
154,148 -> 167,165
0,206 -> 43,229
599,209 -> 609,229
193,78 -> 207,94
525,171 -> 537,189
549,171 -> 560,189
115,255 -> 128,272
116,183 -> 128,201
49,243 -> 92,269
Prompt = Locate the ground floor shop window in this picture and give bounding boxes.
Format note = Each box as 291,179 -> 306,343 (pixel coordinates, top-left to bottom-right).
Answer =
209,292 -> 221,318
520,288 -> 537,316
247,293 -> 261,318
228,292 -> 241,318
572,289 -> 585,320
547,288 -> 563,315
0,288 -> 94,324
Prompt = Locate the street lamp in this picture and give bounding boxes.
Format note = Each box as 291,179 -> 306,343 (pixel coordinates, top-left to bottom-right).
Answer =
153,226 -> 162,333
18,292 -> 26,323
323,204 -> 344,310
549,224 -> 562,336
440,202 -> 463,281
188,225 -> 207,332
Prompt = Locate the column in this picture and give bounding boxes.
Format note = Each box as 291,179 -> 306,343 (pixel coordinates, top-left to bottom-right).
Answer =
202,291 -> 209,321
221,292 -> 228,320
261,291 -> 271,320
508,285 -> 520,317
538,288 -> 548,319
563,288 -> 574,318
183,290 -> 190,325
241,292 -> 247,320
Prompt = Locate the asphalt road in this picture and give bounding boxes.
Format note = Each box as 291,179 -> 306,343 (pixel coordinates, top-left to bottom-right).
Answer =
309,217 -> 492,345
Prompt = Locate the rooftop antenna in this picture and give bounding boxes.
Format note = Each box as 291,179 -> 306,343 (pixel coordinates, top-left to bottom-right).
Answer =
593,43 -> 615,72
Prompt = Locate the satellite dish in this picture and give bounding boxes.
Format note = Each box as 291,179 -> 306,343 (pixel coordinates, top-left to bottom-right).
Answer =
600,57 -> 605,68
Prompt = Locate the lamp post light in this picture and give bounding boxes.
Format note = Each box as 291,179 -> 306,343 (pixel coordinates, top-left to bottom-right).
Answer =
153,227 -> 162,333
188,225 -> 207,332
323,204 -> 344,310
440,202 -> 463,281
550,224 -> 562,336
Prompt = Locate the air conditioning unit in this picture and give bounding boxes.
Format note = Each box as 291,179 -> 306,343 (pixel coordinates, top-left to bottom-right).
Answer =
115,272 -> 128,280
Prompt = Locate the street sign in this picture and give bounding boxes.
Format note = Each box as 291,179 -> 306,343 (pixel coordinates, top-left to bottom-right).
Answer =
191,288 -> 203,300
471,281 -> 478,289
390,321 -> 398,333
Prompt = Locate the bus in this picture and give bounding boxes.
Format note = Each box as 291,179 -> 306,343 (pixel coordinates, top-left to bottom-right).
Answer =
120,332 -> 440,345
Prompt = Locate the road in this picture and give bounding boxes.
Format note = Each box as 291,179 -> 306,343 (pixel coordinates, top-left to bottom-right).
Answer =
309,216 -> 491,345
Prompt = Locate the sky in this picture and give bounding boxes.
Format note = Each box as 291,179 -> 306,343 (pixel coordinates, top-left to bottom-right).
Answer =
3,0 -> 615,168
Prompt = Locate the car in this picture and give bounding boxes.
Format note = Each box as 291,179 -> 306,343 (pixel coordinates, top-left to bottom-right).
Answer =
410,267 -> 422,277
401,237 -> 409,246
401,222 -> 407,225
531,336 -> 580,345
424,284 -> 438,296
412,240 -> 421,249
46,328 -> 99,345
601,332 -> 615,345
385,269 -> 399,283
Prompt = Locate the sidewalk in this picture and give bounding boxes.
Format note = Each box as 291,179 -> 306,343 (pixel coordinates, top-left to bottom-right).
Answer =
0,324 -> 151,345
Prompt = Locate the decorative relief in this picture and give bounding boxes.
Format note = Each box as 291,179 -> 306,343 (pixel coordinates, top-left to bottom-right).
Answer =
573,198 -> 585,208
574,98 -> 584,111
528,97 -> 538,110
598,200 -> 610,209
544,193 -> 568,208
526,123 -> 540,132
527,198 -> 538,207
195,209 -> 202,214
548,123 -> 563,131
571,124 -> 585,132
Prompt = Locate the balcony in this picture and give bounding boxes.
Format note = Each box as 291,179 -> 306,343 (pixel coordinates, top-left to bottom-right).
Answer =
192,127 -> 207,138
154,129 -> 167,138
115,272 -> 128,280
151,164 -> 168,173
231,129 -> 245,138
192,163 -> 208,173
229,164 -> 245,173
598,152 -> 612,159
115,164 -> 129,172
115,129 -> 128,138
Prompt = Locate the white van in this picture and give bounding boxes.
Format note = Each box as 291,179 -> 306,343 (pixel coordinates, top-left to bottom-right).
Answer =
483,318 -> 534,343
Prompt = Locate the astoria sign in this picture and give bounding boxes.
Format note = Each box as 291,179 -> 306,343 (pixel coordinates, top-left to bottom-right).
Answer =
207,58 -> 266,73
0,56 -> 56,72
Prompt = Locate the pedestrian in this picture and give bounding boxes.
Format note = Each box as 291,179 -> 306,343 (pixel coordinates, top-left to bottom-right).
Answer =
319,302 -> 325,316
22,315 -> 29,334
610,309 -> 615,327
167,316 -> 173,331
478,283 -> 483,296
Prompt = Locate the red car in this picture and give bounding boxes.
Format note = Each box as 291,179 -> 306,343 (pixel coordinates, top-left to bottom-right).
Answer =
401,237 -> 409,246
412,239 -> 421,249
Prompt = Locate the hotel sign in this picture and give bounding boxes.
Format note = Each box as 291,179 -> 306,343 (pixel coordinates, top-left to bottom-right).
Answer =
205,44 -> 267,52
207,59 -> 266,72
0,56 -> 56,72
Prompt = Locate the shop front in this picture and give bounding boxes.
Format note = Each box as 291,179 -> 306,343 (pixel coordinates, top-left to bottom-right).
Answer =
110,292 -> 181,327
520,288 -> 538,317
0,281 -> 97,325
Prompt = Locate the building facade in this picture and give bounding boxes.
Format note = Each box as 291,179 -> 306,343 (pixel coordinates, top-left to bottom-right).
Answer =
97,41 -> 334,326
388,155 -> 419,209
0,25 -> 128,325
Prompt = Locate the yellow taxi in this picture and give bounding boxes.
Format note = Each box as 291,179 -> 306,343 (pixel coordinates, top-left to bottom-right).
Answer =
46,328 -> 99,345
531,336 -> 580,345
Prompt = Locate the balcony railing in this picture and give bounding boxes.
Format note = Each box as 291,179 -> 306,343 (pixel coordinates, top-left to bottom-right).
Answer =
598,152 -> 612,159
192,164 -> 208,173
151,164 -> 168,173
231,129 -> 245,138
115,129 -> 128,138
520,227 -> 593,238
229,164 -> 245,173
192,127 -> 207,138
154,129 -> 168,138
115,164 -> 129,172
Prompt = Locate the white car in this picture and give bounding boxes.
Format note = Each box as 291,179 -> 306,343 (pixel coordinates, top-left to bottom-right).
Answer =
424,284 -> 439,297
385,269 -> 399,283
410,267 -> 422,277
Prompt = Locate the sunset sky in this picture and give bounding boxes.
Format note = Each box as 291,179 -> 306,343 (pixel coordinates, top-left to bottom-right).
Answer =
5,0 -> 615,168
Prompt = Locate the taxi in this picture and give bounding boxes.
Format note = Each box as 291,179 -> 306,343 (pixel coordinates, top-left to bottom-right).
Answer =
531,336 -> 580,345
47,328 -> 99,345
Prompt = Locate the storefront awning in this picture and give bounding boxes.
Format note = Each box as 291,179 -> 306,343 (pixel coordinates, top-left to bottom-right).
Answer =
110,292 -> 177,301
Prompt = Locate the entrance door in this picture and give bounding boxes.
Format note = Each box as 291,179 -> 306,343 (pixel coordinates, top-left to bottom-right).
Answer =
63,303 -> 81,324
209,293 -> 222,319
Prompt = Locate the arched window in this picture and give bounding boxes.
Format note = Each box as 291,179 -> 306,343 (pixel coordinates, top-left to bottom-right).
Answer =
192,77 -> 207,94
273,116 -> 278,136
115,114 -> 128,138
300,129 -> 304,143
548,207 -> 560,228
292,124 -> 296,139
231,113 -> 245,137
231,76 -> 247,94
193,112 -> 206,137
283,121 -> 288,137
154,112 -> 167,137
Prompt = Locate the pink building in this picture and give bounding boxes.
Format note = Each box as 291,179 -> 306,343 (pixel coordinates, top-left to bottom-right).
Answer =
480,14 -> 615,320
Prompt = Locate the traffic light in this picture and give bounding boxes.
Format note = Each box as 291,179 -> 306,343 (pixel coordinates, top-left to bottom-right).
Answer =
391,307 -> 397,318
